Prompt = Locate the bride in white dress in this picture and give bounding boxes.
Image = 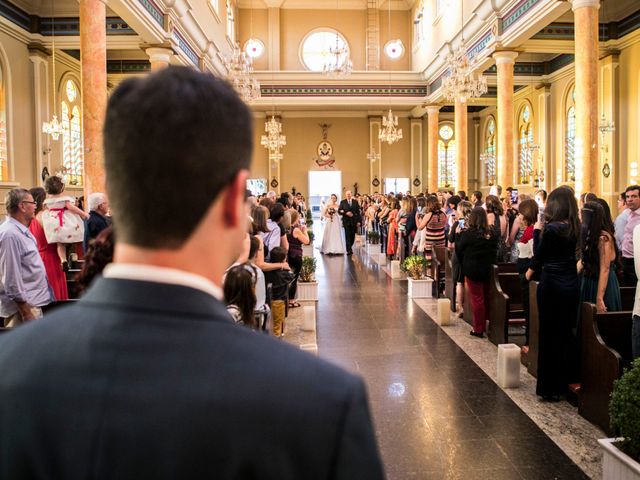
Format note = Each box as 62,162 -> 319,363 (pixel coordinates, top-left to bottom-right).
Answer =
321,194 -> 346,255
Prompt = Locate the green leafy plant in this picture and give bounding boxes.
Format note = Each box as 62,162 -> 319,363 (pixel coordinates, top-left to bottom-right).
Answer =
305,209 -> 313,228
307,230 -> 315,244
299,256 -> 317,283
401,255 -> 428,280
610,358 -> 640,461
367,230 -> 380,244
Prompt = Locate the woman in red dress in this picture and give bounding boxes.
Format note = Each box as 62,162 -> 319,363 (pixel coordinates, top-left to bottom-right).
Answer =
28,187 -> 68,301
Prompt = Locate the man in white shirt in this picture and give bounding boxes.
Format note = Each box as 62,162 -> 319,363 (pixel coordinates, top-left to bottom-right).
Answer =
0,67 -> 383,479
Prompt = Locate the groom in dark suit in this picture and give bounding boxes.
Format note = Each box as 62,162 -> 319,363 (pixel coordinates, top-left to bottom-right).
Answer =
0,67 -> 383,479
339,190 -> 361,255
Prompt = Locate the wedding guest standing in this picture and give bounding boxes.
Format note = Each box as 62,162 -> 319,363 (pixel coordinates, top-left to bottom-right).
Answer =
28,187 -> 68,301
455,208 -> 498,338
526,186 -> 580,401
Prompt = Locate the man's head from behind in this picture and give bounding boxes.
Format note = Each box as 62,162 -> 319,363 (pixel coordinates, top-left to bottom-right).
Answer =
104,67 -> 252,264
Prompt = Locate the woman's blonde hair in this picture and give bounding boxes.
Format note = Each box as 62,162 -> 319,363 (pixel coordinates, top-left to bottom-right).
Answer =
457,200 -> 473,220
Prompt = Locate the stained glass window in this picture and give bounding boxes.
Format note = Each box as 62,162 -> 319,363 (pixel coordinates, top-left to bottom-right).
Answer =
485,117 -> 496,186
301,30 -> 349,72
518,105 -> 533,184
566,86 -> 576,182
61,80 -> 83,186
438,124 -> 456,188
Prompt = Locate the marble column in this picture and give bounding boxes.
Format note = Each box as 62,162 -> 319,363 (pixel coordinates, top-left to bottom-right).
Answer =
80,0 -> 107,200
493,51 -> 518,190
426,106 -> 440,193
573,0 -> 600,197
146,47 -> 174,71
455,100 -> 468,193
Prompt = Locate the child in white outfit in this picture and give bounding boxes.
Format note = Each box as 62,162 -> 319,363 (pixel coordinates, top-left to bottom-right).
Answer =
42,175 -> 89,270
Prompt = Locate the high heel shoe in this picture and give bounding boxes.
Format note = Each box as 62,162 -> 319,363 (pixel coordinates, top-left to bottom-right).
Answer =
469,331 -> 484,338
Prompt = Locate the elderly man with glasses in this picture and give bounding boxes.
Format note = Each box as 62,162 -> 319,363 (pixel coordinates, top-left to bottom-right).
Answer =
0,188 -> 53,327
83,192 -> 111,253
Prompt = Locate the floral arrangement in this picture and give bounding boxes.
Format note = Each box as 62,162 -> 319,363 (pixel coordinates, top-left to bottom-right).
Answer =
367,230 -> 381,244
327,207 -> 337,222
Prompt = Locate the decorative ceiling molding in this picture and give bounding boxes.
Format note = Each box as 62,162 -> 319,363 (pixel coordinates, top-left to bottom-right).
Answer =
236,0 -> 415,10
261,84 -> 428,97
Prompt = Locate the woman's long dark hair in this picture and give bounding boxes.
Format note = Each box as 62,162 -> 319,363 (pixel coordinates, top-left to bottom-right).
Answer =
223,263 -> 257,329
467,207 -> 491,238
543,186 -> 580,239
77,226 -> 115,293
581,201 -> 618,278
485,195 -> 504,216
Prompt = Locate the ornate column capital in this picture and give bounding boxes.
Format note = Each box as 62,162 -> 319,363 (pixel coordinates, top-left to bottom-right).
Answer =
146,47 -> 174,65
571,0 -> 600,11
425,105 -> 440,115
493,51 -> 518,66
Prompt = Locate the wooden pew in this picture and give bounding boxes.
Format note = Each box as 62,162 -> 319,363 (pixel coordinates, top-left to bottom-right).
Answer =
578,302 -> 633,435
487,265 -> 525,346
430,246 -> 447,298
620,286 -> 636,311
444,249 -> 456,311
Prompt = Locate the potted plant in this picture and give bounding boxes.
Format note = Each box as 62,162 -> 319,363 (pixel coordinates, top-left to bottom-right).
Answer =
402,255 -> 433,298
599,359 -> 640,479
297,256 -> 318,301
302,230 -> 314,257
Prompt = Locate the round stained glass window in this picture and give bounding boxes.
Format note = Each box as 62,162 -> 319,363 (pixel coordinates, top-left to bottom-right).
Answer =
384,39 -> 405,60
245,38 -> 264,59
439,124 -> 454,141
301,30 -> 349,72
66,80 -> 77,102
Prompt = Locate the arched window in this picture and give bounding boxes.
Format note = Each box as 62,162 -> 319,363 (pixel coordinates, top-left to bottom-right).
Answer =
60,79 -> 83,186
484,116 -> 496,186
565,86 -> 576,182
518,104 -> 533,184
300,30 -> 350,72
0,66 -> 7,182
437,123 -> 456,189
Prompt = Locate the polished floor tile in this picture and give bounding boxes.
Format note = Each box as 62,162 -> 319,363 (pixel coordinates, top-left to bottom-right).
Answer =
315,251 -> 588,480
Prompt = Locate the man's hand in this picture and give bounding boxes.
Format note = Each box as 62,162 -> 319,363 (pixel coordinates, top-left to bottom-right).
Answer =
346,212 -> 353,217
16,302 -> 36,321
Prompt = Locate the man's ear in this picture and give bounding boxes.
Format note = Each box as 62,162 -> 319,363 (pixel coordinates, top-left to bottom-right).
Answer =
223,169 -> 250,228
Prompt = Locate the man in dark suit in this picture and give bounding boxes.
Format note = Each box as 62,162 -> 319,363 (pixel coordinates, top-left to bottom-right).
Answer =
338,190 -> 361,256
0,67 -> 384,479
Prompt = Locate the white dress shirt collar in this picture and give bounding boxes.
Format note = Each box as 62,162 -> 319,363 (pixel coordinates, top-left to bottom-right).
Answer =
103,263 -> 223,301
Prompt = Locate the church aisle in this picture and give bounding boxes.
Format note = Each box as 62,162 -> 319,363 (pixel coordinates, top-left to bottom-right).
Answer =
315,252 -> 588,479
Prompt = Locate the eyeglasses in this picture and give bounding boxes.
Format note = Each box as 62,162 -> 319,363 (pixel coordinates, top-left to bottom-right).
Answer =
21,201 -> 36,205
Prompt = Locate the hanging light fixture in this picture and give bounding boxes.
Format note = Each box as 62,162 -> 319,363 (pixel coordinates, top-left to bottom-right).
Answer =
261,115 -> 286,156
323,0 -> 353,78
224,1 -> 260,104
42,1 -> 68,141
379,0 -> 402,145
440,0 -> 488,103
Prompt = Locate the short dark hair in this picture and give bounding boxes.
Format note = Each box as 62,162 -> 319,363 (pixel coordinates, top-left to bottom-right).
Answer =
269,202 -> 285,222
269,246 -> 287,263
626,185 -> 640,195
472,191 -> 482,202
448,195 -> 461,209
103,66 -> 252,248
44,176 -> 64,195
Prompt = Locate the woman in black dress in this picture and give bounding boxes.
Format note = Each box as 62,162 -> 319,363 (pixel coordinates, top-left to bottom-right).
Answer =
526,186 -> 580,401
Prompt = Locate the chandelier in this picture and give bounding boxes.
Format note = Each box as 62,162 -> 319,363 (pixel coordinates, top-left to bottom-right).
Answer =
379,110 -> 403,145
323,34 -> 353,78
261,116 -> 286,155
441,40 -> 488,103
225,43 -> 261,104
42,1 -> 68,140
